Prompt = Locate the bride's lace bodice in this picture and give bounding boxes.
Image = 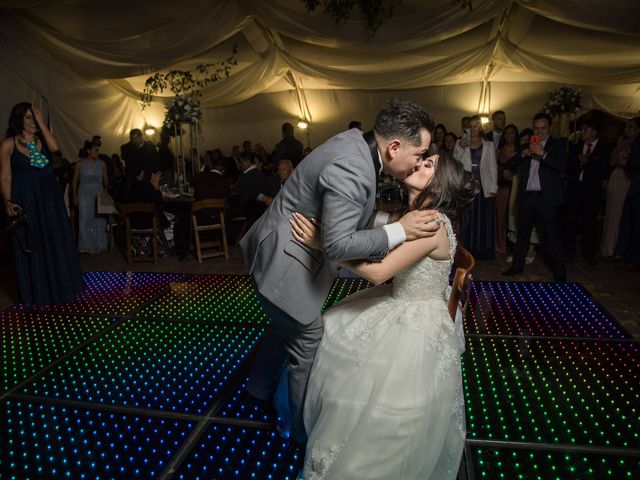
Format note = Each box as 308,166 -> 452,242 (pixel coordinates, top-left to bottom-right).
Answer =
391,213 -> 456,302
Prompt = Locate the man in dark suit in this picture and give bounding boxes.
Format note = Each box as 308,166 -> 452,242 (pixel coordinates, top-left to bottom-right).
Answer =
224,144 -> 241,185
260,159 -> 294,206
564,119 -> 612,264
272,122 -> 304,167
120,129 -> 160,181
194,157 -> 230,201
502,112 -> 568,281
229,151 -> 266,227
484,110 -> 506,149
617,121 -> 640,271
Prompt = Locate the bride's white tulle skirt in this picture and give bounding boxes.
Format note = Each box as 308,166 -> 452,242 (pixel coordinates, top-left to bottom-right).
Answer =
303,284 -> 466,480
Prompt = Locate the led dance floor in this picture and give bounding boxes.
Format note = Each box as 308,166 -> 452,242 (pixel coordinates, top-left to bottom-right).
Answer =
1,273 -> 638,479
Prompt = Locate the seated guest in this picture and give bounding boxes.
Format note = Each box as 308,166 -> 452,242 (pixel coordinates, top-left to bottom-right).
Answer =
224,144 -> 241,184
193,156 -> 230,223
261,159 -> 294,206
123,168 -> 166,230
229,151 -> 266,226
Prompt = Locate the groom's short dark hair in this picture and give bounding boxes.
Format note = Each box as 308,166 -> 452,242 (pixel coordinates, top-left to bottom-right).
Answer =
374,98 -> 435,146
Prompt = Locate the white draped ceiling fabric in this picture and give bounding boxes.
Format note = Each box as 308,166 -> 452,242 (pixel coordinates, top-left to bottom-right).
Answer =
0,0 -> 639,157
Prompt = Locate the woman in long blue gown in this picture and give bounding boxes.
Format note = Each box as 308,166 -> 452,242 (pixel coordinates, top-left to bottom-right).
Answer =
72,141 -> 109,254
0,102 -> 83,305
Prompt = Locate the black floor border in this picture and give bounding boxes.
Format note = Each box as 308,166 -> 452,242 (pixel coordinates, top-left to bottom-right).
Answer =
465,439 -> 640,457
465,333 -> 640,343
2,392 -> 276,431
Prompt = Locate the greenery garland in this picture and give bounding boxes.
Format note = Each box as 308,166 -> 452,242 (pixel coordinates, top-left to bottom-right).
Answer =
139,45 -> 238,110
301,1 -> 474,35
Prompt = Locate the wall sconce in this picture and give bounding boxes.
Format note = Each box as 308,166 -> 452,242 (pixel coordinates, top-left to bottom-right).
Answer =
144,127 -> 156,135
480,116 -> 490,125
297,120 -> 308,129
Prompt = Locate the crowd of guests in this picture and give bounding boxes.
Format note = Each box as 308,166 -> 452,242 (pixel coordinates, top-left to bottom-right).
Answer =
432,111 -> 640,280
2,99 -> 639,306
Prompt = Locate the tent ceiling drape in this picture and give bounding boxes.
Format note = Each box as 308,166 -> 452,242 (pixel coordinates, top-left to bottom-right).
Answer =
0,0 -> 638,156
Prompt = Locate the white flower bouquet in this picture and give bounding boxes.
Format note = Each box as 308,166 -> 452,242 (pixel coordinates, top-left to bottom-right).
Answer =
163,94 -> 202,130
543,85 -> 584,115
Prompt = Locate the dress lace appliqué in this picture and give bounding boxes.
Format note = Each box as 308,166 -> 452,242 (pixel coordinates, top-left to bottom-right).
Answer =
304,441 -> 346,480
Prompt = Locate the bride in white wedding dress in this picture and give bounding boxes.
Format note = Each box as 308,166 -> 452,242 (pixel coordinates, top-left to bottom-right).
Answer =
290,153 -> 479,480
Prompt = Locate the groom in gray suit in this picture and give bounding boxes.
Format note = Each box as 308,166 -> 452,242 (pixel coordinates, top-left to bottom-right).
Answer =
240,98 -> 439,443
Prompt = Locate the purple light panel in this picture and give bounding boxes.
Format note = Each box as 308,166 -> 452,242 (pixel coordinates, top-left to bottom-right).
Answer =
465,282 -> 632,338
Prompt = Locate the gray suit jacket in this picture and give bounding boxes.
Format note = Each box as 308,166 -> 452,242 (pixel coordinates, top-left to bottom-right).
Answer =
240,128 -> 389,324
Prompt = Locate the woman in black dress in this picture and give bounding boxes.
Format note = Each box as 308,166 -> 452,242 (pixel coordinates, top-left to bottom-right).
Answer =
0,102 -> 83,305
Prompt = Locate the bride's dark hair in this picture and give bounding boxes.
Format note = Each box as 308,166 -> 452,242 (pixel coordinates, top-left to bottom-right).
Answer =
410,152 -> 480,229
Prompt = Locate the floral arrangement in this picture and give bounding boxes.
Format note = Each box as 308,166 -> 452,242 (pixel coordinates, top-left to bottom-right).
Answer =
163,94 -> 202,131
543,85 -> 584,115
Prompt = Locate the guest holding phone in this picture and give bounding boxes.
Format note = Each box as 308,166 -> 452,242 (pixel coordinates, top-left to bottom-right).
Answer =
453,114 -> 498,259
0,102 -> 83,305
502,113 -> 567,281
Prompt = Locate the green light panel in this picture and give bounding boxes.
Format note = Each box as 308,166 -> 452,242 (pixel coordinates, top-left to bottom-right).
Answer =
322,277 -> 372,312
138,275 -> 373,324
463,338 -> 639,448
20,319 -> 264,414
138,275 -> 269,323
470,446 -> 639,479
1,310 -> 114,392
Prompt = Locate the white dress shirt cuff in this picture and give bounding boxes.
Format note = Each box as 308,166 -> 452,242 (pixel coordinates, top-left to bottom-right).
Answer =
372,211 -> 390,228
383,222 -> 406,250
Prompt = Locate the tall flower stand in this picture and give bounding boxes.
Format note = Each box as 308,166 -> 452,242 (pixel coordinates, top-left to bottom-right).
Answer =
172,120 -> 200,193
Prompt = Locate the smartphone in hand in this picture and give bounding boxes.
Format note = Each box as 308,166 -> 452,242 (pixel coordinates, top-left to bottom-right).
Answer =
530,135 -> 541,144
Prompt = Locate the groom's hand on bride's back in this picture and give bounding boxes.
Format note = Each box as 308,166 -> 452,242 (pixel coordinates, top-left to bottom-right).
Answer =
398,210 -> 440,241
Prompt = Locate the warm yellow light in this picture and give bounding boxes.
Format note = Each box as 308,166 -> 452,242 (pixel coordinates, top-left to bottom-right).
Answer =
145,127 -> 156,135
480,116 -> 490,125
297,120 -> 308,129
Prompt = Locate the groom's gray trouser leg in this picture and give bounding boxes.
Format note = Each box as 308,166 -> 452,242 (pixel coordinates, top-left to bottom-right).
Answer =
247,289 -> 324,443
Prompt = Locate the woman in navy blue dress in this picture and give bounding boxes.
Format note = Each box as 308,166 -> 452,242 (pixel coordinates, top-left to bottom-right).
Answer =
0,102 -> 83,305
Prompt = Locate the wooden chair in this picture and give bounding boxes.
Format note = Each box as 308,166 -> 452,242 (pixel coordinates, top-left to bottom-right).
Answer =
191,199 -> 229,262
118,203 -> 160,264
448,245 -> 475,321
